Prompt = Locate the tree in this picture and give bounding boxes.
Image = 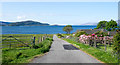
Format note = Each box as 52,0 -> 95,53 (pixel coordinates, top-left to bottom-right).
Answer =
117,26 -> 120,31
105,19 -> 117,31
96,21 -> 107,29
63,25 -> 73,34
113,31 -> 120,64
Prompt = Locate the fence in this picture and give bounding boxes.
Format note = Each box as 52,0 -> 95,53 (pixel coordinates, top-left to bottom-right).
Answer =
1,35 -> 50,49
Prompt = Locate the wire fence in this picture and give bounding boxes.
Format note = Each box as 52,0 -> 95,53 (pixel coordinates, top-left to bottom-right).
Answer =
1,35 -> 50,49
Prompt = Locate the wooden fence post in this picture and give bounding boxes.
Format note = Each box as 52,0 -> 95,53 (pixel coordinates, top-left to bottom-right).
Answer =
104,36 -> 107,51
38,37 -> 39,43
9,43 -> 11,49
88,38 -> 91,46
42,36 -> 44,41
33,37 -> 35,45
39,37 -> 41,43
43,36 -> 46,41
94,37 -> 97,48
10,37 -> 11,49
40,36 -> 42,42
44,36 -> 46,40
44,36 -> 45,40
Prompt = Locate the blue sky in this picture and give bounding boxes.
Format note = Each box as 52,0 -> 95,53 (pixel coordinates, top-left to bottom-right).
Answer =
1,2 -> 118,25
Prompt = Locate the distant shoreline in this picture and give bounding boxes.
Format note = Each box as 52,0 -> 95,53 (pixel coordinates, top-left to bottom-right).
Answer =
0,25 -> 97,26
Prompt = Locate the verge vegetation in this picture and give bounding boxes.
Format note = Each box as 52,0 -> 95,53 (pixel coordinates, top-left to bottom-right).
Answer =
2,34 -> 53,64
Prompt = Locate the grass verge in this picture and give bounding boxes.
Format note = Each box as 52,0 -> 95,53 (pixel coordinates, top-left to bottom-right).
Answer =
2,38 -> 53,64
63,38 -> 117,63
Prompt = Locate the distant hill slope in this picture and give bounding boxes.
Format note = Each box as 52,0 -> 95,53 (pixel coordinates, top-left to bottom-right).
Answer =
1,20 -> 50,26
0,21 -> 11,26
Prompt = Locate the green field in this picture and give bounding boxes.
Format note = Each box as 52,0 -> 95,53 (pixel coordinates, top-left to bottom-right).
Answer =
1,34 -> 53,64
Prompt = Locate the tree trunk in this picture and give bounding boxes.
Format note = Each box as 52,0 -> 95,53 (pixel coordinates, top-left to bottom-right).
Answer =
68,31 -> 70,34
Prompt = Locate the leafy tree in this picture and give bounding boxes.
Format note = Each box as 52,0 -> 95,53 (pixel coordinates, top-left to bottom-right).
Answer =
95,21 -> 107,29
75,31 -> 87,37
105,19 -> 117,31
63,25 -> 73,34
113,31 -> 120,64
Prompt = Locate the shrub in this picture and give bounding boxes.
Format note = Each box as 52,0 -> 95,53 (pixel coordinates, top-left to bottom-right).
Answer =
75,31 -> 87,37
113,32 -> 120,64
16,52 -> 22,59
95,31 -> 109,37
32,45 -> 40,49
46,38 -> 53,41
57,33 -> 63,38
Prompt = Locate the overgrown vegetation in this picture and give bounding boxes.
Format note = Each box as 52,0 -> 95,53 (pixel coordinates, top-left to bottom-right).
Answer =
2,34 -> 53,64
113,32 -> 120,64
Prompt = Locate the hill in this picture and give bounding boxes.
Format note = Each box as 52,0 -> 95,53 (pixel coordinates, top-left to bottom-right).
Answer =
2,20 -> 50,26
0,21 -> 11,26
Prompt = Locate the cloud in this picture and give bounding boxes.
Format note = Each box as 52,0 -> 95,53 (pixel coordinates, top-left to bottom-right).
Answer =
17,16 -> 26,19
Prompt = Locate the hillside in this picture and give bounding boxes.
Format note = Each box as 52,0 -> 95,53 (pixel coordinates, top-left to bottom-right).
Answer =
0,21 -> 11,26
1,20 -> 50,26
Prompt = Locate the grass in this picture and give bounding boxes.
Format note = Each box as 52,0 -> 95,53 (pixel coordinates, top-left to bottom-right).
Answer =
63,38 -> 118,63
2,34 -> 53,64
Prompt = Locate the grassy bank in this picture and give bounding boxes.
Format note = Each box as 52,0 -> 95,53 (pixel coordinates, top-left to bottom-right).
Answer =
2,34 -> 53,64
63,38 -> 117,63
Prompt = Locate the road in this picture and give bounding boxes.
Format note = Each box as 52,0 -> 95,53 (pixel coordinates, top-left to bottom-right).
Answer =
31,35 -> 101,63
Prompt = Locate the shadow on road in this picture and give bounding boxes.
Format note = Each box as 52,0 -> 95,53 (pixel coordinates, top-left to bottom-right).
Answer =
63,44 -> 79,50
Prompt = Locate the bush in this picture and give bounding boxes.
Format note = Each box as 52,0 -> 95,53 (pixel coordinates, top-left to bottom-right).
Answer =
113,32 -> 120,64
46,38 -> 53,41
32,45 -> 40,49
57,33 -> 63,38
95,31 -> 109,37
16,52 -> 22,59
75,31 -> 87,37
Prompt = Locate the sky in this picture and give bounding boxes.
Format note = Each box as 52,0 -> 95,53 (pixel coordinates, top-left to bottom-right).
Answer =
0,2 -> 118,25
